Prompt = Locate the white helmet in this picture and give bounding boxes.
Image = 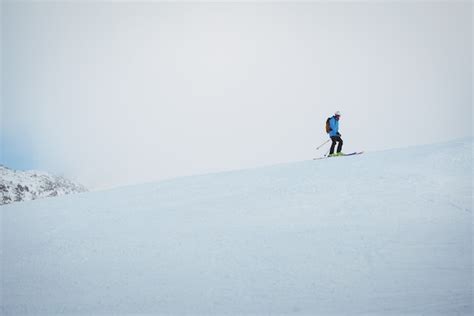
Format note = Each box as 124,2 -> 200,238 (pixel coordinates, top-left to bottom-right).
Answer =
335,111 -> 341,116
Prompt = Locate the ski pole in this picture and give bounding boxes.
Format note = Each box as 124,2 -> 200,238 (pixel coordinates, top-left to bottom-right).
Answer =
316,139 -> 330,150
324,148 -> 330,157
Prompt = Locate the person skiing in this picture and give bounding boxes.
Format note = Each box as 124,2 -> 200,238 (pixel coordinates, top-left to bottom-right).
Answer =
327,111 -> 344,157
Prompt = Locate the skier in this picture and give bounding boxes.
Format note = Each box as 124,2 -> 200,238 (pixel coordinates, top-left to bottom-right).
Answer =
327,111 -> 344,157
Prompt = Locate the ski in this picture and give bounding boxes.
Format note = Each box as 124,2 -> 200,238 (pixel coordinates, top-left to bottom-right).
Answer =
342,151 -> 364,156
313,151 -> 364,160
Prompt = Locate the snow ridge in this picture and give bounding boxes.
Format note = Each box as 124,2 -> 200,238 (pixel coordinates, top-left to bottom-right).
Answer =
1,139 -> 472,315
0,165 -> 87,205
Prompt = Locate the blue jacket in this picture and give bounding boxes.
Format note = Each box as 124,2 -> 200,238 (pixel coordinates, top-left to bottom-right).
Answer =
328,116 -> 339,137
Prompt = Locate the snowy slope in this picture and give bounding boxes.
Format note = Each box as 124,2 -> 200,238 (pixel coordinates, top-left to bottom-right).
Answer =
0,166 -> 87,205
1,139 -> 472,315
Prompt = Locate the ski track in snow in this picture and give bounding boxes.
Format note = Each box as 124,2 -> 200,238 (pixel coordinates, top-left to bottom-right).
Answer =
1,139 -> 472,315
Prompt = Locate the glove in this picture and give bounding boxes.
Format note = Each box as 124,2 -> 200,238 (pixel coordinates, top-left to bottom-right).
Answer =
337,132 -> 341,137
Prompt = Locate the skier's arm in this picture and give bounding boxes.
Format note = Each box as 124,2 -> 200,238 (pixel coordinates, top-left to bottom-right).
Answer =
329,118 -> 337,134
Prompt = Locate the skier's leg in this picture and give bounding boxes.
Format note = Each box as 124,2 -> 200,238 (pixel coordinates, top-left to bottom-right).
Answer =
336,137 -> 343,153
329,137 -> 337,154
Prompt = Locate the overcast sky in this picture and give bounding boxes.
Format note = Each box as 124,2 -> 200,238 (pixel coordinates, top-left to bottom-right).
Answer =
1,1 -> 472,190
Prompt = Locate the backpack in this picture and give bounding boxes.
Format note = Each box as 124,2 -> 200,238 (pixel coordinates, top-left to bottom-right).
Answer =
325,117 -> 332,133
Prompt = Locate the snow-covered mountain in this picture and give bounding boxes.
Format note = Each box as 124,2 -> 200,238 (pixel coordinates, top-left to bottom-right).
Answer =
0,165 -> 87,205
1,139 -> 472,315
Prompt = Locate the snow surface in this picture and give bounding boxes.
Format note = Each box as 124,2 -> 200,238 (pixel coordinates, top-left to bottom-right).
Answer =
1,139 -> 472,315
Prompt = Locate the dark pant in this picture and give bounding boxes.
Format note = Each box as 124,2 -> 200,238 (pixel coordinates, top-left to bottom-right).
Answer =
330,136 -> 343,154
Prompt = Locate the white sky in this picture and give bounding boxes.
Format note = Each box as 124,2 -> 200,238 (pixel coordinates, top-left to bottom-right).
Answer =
1,1 -> 472,190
